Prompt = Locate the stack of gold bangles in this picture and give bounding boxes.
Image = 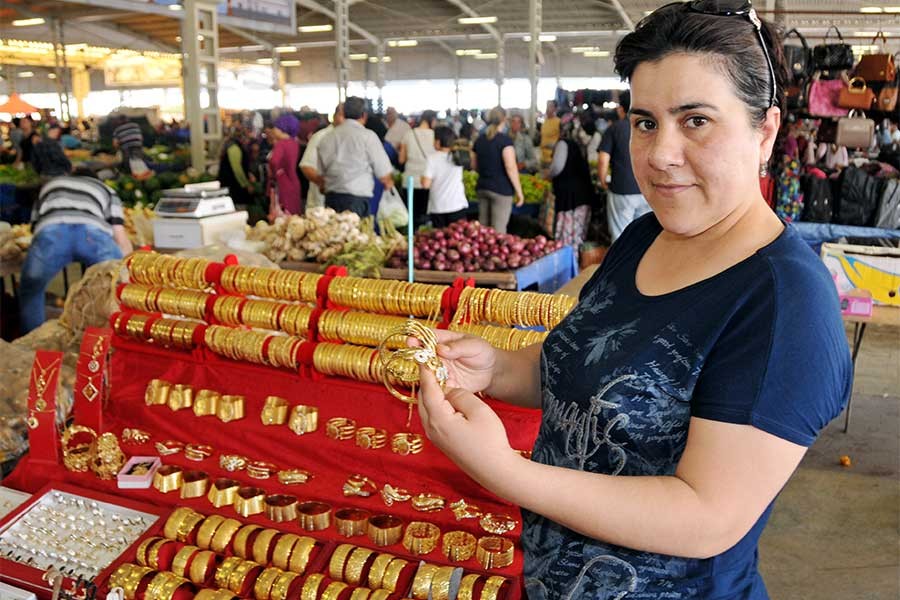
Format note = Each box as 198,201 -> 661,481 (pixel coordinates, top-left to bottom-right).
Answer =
126,253 -> 211,290
114,312 -> 201,350
450,322 -> 548,351
219,265 -> 321,303
377,320 -> 448,404
204,325 -> 302,370
454,286 -> 577,329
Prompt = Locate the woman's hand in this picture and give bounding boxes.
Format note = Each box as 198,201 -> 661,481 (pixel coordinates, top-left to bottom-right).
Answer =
429,329 -> 497,394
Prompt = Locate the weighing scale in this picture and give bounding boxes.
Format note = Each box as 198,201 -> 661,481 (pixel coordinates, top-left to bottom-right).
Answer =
152,181 -> 248,249
154,182 -> 235,219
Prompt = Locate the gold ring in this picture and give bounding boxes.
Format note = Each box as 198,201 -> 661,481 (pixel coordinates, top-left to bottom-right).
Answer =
277,468 -> 312,485
234,486 -> 266,517
343,474 -> 377,497
288,405 -> 319,435
479,512 -> 518,535
411,492 -> 445,513
476,536 -> 515,570
367,514 -> 404,547
441,530 -> 477,562
402,521 -> 440,556
390,432 -> 424,455
334,508 -> 370,537
298,501 -> 332,531
180,470 -> 209,499
261,396 -> 289,425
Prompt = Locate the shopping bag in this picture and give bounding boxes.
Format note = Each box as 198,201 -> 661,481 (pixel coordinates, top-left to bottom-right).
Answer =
376,186 -> 409,229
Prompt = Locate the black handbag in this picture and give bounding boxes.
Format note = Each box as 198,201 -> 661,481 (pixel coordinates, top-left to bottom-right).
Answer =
836,166 -> 882,226
784,29 -> 813,83
800,175 -> 834,223
813,26 -> 855,72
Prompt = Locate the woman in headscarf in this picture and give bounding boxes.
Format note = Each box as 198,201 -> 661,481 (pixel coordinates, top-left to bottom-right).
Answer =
269,113 -> 302,218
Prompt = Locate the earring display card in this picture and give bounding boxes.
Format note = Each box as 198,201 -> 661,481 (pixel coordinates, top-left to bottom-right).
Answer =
0,487 -> 30,521
0,489 -> 156,581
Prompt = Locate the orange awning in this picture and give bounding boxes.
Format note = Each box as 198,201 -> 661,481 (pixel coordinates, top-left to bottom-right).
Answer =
0,93 -> 40,115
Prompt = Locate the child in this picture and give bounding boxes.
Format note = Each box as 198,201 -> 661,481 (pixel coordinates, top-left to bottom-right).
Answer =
421,126 -> 468,227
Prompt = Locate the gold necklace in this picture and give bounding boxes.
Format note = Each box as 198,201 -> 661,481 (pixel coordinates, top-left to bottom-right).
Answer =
32,356 -> 62,412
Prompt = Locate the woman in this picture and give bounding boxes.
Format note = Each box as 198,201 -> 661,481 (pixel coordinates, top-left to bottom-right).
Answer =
549,123 -> 595,248
416,2 -> 852,598
268,114 -> 302,218
218,126 -> 254,207
421,126 -> 468,227
399,110 -> 437,227
471,107 -> 525,234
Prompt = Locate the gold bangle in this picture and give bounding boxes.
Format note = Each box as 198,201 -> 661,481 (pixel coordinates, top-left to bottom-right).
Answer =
208,517 -> 242,555
269,571 -> 299,600
219,454 -> 248,473
189,550 -> 217,586
135,536 -> 163,566
411,493 -> 445,513
235,486 -> 266,517
297,501 -> 332,531
367,514 -> 403,547
288,405 -> 319,435
479,513 -> 518,536
209,477 -> 241,508
176,512 -> 205,543
349,589 -> 372,600
228,559 -> 262,594
476,536 -> 515,570
299,573 -> 325,600
215,556 -> 243,590
155,440 -> 184,456
184,443 -> 214,461
261,396 -> 289,425
480,575 -> 508,600
153,465 -> 184,494
247,461 -> 278,480
441,530 -> 477,562
328,543 -> 355,581
271,534 -> 300,570
217,394 -> 246,422
354,427 -> 387,449
379,558 -> 408,593
410,563 -> 438,600
325,417 -> 356,440
253,567 -> 284,600
167,383 -> 194,411
287,536 -> 316,574
180,470 -> 209,499
232,524 -> 263,559
402,521 -> 440,556
121,565 -> 154,599
334,508 -> 370,537
277,468 -> 312,485
265,494 -> 299,523
390,433 -> 424,455
194,592 -> 239,600
196,514 -> 226,550
344,547 -> 375,586
368,591 -> 392,600
343,474 -> 377,498
429,566 -> 456,600
251,528 -> 280,565
163,507 -> 200,540
320,581 -> 349,600
366,553 -> 395,589
171,545 -> 199,577
193,389 -> 221,417
146,538 -> 174,570
145,379 -> 171,406
456,574 -> 481,600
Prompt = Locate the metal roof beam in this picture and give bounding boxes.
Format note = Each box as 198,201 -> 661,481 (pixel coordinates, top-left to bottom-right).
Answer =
443,0 -> 502,42
295,0 -> 380,46
221,25 -> 273,50
605,0 -> 634,31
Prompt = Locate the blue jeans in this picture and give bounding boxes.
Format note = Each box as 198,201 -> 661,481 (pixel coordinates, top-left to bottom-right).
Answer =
325,192 -> 370,217
19,223 -> 122,333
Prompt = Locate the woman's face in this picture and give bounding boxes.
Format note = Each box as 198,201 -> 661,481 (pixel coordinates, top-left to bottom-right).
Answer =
629,53 -> 779,237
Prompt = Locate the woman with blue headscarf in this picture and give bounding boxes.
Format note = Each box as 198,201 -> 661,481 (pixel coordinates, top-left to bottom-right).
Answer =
269,113 -> 302,217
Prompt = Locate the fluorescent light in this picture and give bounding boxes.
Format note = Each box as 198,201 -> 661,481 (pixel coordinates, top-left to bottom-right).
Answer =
643,10 -> 653,16
350,53 -> 369,60
474,52 -> 498,59
257,58 -> 274,64
854,31 -> 878,37
48,73 -> 57,79
298,24 -> 333,33
458,16 -> 497,25
524,34 -> 556,42
368,56 -> 391,63
18,71 -> 34,78
859,6 -> 883,12
388,40 -> 418,47
583,50 -> 610,58
12,18 -> 45,27
281,60 -> 301,67
455,48 -> 482,56
175,36 -> 182,42
197,35 -> 204,41
275,45 -> 297,53
571,46 -> 600,53
168,3 -> 183,10
885,6 -> 900,12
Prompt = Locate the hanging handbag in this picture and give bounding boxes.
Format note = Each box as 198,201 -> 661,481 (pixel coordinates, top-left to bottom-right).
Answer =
786,82 -> 808,112
854,33 -> 896,82
836,166 -> 882,226
835,110 -> 875,150
808,77 -> 850,117
838,77 -> 876,110
877,79 -> 899,113
783,29 -> 813,83
800,173 -> 834,223
813,26 -> 855,72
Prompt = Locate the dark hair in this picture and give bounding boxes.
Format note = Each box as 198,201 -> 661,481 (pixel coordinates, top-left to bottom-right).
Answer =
366,113 -> 388,140
434,126 -> 462,167
418,110 -> 437,128
617,91 -> 631,113
614,3 -> 787,128
344,96 -> 367,120
72,166 -> 98,178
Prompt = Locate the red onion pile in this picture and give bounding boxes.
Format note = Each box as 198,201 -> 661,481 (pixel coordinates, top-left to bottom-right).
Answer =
387,220 -> 564,272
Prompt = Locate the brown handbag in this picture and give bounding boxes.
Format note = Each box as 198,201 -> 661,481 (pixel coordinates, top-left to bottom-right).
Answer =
877,83 -> 899,112
838,77 -> 876,110
854,33 -> 896,82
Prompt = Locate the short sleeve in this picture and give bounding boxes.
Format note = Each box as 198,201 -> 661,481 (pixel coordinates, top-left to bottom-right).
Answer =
499,134 -> 514,150
368,132 -> 394,179
423,154 -> 436,179
598,127 -> 615,156
691,256 -> 852,446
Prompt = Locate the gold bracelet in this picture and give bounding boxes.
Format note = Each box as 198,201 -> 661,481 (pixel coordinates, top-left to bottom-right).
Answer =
334,508 -> 370,537
215,556 -> 243,590
476,536 -> 515,570
277,468 -> 312,485
287,536 -> 316,574
180,470 -> 209,499
325,417 -> 357,440
456,574 -> 481,600
344,547 -> 375,586
349,589 -> 372,600
343,474 -> 377,497
271,534 -> 300,570
390,432 -> 424,455
402,521 -> 441,556
171,545 -> 199,577
269,571 -> 299,600
253,567 -> 284,600
232,524 -> 263,559
209,477 -> 241,508
355,427 -> 387,449
210,517 -> 243,554
189,550 -> 217,586
366,514 -> 403,547
153,465 -> 184,494
441,530 -> 477,562
411,493 -> 445,513
251,528 -> 280,565
265,494 -> 299,523
410,563 -> 438,600
163,507 -> 200,540
193,389 -> 221,417
217,394 -> 246,422
480,575 -> 508,600
184,443 -> 214,461
430,566 -> 456,600
328,543 -> 356,581
365,553 -> 395,589
299,573 -> 325,600
228,559 -> 262,594
288,405 -> 319,435
297,500 -> 332,531
235,486 -> 266,517
479,513 -> 518,535
320,581 -> 349,600
195,514 -> 226,550
379,558 -> 408,593
261,396 -> 289,425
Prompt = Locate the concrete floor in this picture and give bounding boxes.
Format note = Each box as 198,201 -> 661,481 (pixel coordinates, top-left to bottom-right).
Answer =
759,323 -> 900,599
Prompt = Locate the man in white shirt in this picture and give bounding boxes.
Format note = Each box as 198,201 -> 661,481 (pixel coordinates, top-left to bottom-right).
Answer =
384,106 -> 412,151
300,104 -> 342,210
317,97 -> 395,217
422,125 -> 469,227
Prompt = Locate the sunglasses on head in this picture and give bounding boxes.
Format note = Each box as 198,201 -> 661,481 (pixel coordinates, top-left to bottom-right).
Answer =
645,0 -> 777,108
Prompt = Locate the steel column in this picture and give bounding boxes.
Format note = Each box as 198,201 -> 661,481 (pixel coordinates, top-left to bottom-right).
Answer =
528,0 -> 542,131
496,38 -> 505,106
182,0 -> 221,170
335,0 -> 350,101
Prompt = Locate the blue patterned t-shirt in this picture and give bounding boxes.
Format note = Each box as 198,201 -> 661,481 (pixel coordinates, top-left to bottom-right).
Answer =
523,214 -> 852,599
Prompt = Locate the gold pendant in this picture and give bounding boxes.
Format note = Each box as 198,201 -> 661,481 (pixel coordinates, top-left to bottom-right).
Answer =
27,413 -> 39,429
82,379 -> 99,402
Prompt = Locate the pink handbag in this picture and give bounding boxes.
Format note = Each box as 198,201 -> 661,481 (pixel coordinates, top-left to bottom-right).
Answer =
808,78 -> 850,117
